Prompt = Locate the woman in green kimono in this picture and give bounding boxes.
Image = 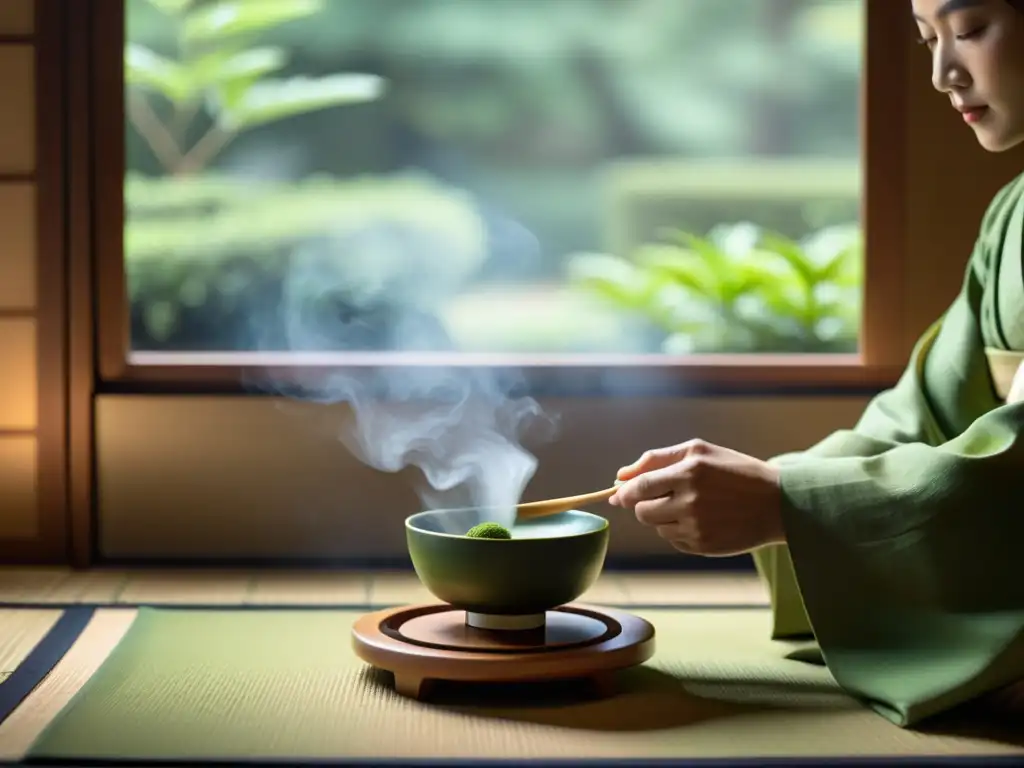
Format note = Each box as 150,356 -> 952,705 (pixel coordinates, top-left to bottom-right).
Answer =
608,0 -> 1024,728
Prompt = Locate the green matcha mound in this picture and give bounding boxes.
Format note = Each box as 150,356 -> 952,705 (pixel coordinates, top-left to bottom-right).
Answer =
465,522 -> 512,539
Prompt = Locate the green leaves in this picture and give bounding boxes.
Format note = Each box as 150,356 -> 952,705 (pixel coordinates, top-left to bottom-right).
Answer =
126,0 -> 387,174
567,221 -> 863,354
192,47 -> 288,91
125,44 -> 288,105
125,44 -> 192,103
143,0 -> 196,16
565,252 -> 655,308
181,0 -> 325,44
213,74 -> 386,131
126,41 -> 382,131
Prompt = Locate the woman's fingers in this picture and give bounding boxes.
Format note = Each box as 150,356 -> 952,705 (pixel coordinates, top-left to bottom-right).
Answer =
616,442 -> 699,481
613,464 -> 681,508
636,497 -> 680,526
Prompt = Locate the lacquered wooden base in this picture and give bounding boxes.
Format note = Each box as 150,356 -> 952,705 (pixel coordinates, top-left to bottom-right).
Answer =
351,602 -> 656,700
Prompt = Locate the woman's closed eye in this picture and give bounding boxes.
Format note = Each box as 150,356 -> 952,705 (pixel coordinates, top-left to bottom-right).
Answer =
915,19 -> 990,47
955,24 -> 989,40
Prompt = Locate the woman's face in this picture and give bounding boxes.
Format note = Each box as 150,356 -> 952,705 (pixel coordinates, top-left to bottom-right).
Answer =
912,0 -> 1024,152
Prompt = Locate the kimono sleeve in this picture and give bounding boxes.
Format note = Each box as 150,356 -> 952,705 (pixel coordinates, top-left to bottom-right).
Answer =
776,180 -> 1024,727
753,176 -> 1021,645
753,318 -> 949,639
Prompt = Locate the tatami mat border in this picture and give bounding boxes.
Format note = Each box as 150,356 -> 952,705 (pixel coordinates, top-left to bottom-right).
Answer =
0,608 -> 93,726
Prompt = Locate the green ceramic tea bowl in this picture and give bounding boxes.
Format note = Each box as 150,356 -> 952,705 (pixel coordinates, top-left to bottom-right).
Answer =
405,508 -> 610,629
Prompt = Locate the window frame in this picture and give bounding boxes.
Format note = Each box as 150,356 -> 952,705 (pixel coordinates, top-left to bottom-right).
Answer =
80,0 -> 909,396
0,0 -> 68,564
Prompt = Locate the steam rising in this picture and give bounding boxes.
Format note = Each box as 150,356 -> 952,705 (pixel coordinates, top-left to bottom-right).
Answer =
252,194 -> 557,532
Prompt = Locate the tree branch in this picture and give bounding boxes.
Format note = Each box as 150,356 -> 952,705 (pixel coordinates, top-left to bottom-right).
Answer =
126,91 -> 184,173
176,125 -> 238,175
172,98 -> 202,144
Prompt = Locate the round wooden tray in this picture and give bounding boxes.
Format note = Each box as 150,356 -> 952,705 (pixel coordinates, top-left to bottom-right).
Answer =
351,602 -> 656,700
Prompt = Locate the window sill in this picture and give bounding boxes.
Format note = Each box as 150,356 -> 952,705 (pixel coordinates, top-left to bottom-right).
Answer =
101,351 -> 903,397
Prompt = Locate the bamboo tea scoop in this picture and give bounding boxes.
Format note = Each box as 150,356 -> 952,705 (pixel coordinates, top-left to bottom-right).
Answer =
515,485 -> 620,520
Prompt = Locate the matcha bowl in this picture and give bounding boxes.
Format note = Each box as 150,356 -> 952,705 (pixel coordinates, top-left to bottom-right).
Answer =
405,508 -> 610,630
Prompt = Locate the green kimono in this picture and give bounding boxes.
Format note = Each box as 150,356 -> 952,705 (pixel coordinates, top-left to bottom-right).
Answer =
753,170 -> 1024,727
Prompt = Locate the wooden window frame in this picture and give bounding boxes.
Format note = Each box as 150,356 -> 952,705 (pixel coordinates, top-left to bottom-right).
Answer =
78,0 -> 909,397
0,0 -> 68,564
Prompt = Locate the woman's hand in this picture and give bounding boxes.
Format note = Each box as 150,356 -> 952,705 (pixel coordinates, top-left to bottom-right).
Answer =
608,439 -> 785,557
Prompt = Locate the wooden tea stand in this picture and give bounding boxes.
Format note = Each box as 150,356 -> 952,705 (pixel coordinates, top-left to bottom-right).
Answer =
352,602 -> 656,700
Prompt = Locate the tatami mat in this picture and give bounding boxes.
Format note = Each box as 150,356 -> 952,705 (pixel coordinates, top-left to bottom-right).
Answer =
364,569 -> 435,605
13,607 -> 1023,763
0,569 -> 87,603
0,609 -> 63,677
0,568 -> 131,603
621,570 -> 769,605
115,570 -> 255,604
247,571 -> 369,604
0,567 -> 768,608
0,609 -> 137,761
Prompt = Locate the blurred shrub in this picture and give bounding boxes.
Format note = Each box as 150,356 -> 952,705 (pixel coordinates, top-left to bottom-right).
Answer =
126,172 -> 487,350
566,221 -> 862,354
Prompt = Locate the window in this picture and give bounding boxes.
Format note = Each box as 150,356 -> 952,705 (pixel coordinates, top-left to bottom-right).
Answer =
90,0 -> 907,391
